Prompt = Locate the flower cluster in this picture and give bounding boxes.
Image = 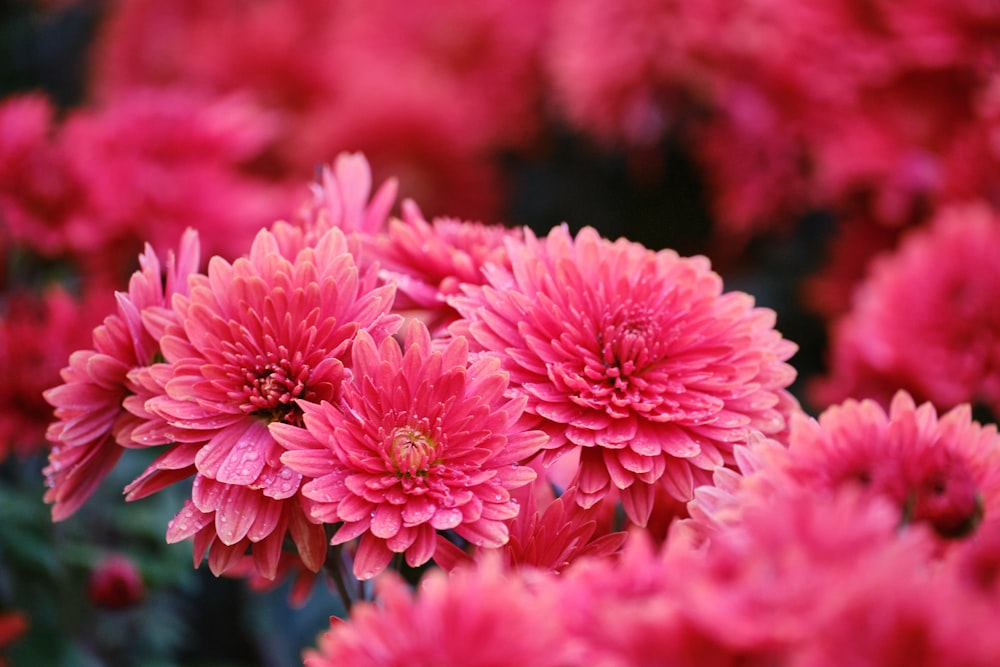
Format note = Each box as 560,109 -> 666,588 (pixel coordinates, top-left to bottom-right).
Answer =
41,154 -> 796,587
309,391 -> 1000,666
6,0 -> 1000,663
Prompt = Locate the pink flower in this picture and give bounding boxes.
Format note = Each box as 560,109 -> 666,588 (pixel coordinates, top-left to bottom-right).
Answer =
690,392 -> 1000,547
672,485 -> 984,665
275,320 -> 544,580
87,553 -> 146,610
0,93 -> 90,257
813,203 -> 1000,415
786,392 -> 999,541
303,559 -> 569,667
450,224 -> 798,525
58,88 -> 296,264
43,229 -> 200,521
294,152 -> 398,239
125,225 -> 399,578
434,479 -> 626,574
376,199 -> 524,335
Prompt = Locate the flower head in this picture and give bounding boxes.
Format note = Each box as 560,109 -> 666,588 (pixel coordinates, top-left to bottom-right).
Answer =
304,558 -> 569,667
276,320 -> 544,579
376,199 -> 523,335
125,225 -> 400,578
434,479 -> 627,575
814,203 -> 1000,416
43,229 -> 200,520
689,391 -> 1000,548
450,224 -> 798,524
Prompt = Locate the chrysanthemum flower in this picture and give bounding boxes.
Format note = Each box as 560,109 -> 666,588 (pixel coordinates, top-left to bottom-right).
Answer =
450,224 -> 798,525
689,391 -> 1000,546
125,225 -> 400,578
434,482 -> 627,575
275,320 -> 544,580
294,151 -> 398,239
43,229 -> 200,521
786,392 -> 1000,541
303,558 -> 570,667
376,199 -> 523,335
813,203 -> 1000,416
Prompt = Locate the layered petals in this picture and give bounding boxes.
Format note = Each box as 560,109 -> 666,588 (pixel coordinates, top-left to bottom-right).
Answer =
450,224 -> 798,524
277,320 -> 547,580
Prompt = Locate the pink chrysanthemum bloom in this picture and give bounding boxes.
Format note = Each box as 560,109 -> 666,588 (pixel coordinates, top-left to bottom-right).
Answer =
43,229 -> 200,520
813,203 -> 1000,414
294,151 -> 398,240
786,392 -> 1000,541
0,93 -> 90,258
125,225 -> 400,578
689,391 -> 1000,547
303,558 -> 570,667
449,224 -> 798,525
434,479 -> 627,574
375,199 -> 523,336
674,484 -> 997,666
275,321 -> 544,580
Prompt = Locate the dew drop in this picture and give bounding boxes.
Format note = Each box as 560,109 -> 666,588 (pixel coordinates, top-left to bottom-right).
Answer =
370,511 -> 376,517
511,461 -> 519,468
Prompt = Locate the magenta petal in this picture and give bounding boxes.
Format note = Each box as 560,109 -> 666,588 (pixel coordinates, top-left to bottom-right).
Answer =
401,495 -> 436,526
404,525 -> 437,567
602,449 -> 635,490
215,420 -> 271,486
166,500 -> 213,543
620,482 -> 654,526
353,535 -> 394,580
429,507 -> 463,531
191,475 -> 226,512
337,493 -> 374,522
281,448 -> 338,478
576,450 -> 611,496
386,525 -> 418,553
216,485 -> 258,546
370,504 -> 403,539
331,518 -> 371,545
660,461 -> 695,501
454,518 -> 509,548
247,496 -> 284,542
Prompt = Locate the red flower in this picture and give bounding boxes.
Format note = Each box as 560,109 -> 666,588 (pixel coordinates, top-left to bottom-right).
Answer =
88,553 -> 146,609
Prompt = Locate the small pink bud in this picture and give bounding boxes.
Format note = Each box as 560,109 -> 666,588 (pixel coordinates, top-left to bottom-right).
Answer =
88,554 -> 145,609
